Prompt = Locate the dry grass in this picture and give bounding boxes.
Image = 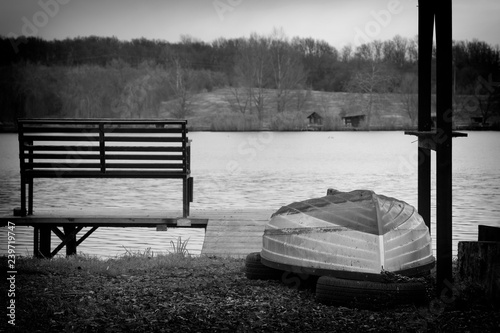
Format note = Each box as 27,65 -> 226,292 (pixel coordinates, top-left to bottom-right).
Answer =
1,253 -> 499,332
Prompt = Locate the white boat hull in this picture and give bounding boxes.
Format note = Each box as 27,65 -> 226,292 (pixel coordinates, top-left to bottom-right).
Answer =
261,189 -> 435,278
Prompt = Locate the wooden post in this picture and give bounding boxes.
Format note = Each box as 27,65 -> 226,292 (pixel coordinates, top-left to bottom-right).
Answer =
63,225 -> 77,256
458,241 -> 500,302
18,122 -> 27,216
435,0 -> 454,291
34,226 -> 39,258
417,0 -> 434,232
409,1 -> 466,294
36,226 -> 51,258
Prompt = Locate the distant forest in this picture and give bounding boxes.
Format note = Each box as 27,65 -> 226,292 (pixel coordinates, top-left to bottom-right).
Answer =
1,31 -> 499,126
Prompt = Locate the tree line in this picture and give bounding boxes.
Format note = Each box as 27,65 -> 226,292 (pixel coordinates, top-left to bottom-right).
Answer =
1,30 -> 499,125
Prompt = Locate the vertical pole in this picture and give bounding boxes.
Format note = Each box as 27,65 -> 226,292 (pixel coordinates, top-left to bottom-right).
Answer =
418,0 -> 434,233
435,0 -> 454,291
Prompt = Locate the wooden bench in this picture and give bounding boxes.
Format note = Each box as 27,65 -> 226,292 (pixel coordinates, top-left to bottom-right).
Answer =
2,118 -> 207,258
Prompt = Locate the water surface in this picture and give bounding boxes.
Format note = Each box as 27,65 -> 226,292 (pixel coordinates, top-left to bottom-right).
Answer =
1,131 -> 499,257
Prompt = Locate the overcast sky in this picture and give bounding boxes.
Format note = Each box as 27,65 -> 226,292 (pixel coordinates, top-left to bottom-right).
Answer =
1,0 -> 499,48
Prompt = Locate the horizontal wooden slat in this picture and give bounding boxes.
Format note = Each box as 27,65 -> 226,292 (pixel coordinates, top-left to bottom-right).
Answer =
105,136 -> 184,143
107,128 -> 184,134
25,145 -> 100,152
25,170 -> 189,178
23,135 -> 100,141
27,162 -> 101,169
22,126 -> 101,133
105,155 -> 183,160
23,146 -> 184,153
25,153 -> 101,160
26,162 -> 184,169
19,118 -> 187,125
23,153 -> 183,161
106,146 -> 184,152
106,163 -> 184,169
22,135 -> 185,143
22,128 -> 184,135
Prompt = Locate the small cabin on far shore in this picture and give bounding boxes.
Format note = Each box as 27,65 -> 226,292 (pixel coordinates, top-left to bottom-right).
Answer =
307,112 -> 323,125
342,114 -> 366,128
305,112 -> 324,130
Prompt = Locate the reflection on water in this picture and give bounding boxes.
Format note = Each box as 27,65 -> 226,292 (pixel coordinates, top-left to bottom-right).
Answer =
1,131 -> 499,258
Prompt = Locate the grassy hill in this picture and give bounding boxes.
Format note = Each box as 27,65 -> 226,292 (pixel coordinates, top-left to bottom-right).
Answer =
159,88 -> 418,131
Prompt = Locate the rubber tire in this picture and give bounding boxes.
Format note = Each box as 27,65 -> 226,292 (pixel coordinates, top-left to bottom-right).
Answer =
245,252 -> 283,280
316,276 -> 427,308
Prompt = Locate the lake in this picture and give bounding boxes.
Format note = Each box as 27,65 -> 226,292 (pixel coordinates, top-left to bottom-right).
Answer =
1,131 -> 499,258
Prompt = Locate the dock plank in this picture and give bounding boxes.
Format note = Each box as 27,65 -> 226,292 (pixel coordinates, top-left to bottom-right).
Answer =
200,208 -> 272,258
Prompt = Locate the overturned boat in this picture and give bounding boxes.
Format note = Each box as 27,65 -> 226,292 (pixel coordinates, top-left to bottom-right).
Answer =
260,189 -> 435,280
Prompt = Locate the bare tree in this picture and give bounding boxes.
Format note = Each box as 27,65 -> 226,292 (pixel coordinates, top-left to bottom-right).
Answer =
348,43 -> 394,127
398,73 -> 418,126
166,56 -> 194,118
473,75 -> 500,125
392,35 -> 408,68
226,85 -> 251,114
407,36 -> 418,65
340,44 -> 353,62
234,33 -> 271,123
269,28 -> 307,113
293,87 -> 312,111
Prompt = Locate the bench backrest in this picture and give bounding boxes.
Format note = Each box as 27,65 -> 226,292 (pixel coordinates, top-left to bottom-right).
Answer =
17,118 -> 193,216
18,119 -> 190,178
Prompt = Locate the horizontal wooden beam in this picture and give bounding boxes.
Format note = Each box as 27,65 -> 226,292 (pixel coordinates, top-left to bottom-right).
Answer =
404,131 -> 468,151
19,118 -> 187,125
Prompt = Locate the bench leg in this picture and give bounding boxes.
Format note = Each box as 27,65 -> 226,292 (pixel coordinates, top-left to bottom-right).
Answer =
28,178 -> 34,215
183,177 -> 190,217
188,177 -> 194,203
20,177 -> 27,216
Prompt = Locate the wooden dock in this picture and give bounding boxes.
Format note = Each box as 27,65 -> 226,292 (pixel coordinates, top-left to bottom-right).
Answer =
196,209 -> 274,258
0,208 -> 275,258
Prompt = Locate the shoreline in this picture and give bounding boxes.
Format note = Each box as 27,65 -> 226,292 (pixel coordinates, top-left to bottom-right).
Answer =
1,124 -> 498,133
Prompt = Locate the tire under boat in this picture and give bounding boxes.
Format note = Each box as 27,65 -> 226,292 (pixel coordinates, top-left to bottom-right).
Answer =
260,189 -> 435,281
